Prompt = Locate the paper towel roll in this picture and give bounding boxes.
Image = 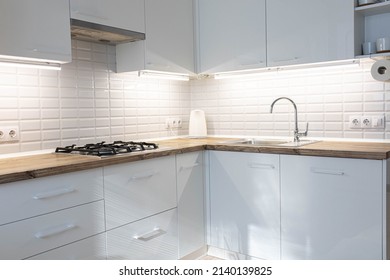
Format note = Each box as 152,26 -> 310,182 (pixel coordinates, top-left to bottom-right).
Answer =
371,60 -> 390,82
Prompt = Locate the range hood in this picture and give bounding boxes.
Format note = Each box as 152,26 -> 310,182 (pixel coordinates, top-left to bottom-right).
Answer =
70,19 -> 145,45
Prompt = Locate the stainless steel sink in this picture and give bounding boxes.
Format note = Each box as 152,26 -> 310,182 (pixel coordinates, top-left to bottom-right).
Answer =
223,138 -> 318,147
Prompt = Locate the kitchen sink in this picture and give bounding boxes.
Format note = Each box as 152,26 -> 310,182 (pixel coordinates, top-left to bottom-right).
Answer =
223,138 -> 318,147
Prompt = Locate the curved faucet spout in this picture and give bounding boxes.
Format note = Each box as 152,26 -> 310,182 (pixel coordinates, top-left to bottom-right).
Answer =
270,97 -> 308,142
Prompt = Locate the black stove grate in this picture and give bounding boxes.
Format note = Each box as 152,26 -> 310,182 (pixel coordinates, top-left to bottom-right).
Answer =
55,141 -> 159,156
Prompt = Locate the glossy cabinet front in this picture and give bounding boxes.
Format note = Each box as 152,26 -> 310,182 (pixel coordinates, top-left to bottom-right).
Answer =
280,155 -> 383,260
209,151 -> 281,260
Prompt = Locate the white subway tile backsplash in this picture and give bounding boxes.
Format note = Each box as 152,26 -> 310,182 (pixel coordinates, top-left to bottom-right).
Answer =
0,40 -> 389,154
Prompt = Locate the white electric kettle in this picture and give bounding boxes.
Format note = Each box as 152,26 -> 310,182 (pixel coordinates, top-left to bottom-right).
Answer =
188,109 -> 207,138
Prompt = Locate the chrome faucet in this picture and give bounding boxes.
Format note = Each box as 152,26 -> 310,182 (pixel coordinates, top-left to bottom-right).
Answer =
270,97 -> 308,142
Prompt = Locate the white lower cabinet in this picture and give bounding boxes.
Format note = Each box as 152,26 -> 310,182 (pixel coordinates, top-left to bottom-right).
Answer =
104,156 -> 177,230
280,155 -> 383,260
27,233 -> 106,260
209,151 -> 281,260
0,201 -> 105,260
106,209 -> 178,260
176,151 -> 205,259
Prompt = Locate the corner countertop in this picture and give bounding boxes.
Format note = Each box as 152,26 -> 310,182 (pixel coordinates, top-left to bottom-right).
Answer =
1,137 -> 390,184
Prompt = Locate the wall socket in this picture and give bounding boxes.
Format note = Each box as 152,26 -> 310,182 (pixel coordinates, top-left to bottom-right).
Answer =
349,115 -> 385,129
165,118 -> 182,129
0,126 -> 20,143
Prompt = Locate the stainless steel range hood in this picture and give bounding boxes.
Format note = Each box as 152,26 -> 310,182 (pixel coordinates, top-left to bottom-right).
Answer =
70,19 -> 145,45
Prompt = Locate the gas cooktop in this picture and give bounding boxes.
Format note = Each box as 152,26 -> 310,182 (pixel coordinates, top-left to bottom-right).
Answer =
55,141 -> 159,157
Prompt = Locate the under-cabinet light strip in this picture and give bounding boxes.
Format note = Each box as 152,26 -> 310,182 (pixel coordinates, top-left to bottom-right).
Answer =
213,59 -> 361,80
138,70 -> 190,81
0,58 -> 61,71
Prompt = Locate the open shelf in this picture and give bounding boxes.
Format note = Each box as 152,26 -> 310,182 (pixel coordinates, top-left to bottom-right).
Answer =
355,1 -> 390,16
355,51 -> 390,59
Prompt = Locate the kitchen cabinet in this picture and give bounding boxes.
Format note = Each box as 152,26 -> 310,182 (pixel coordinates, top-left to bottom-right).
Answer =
196,0 -> 267,74
209,151 -> 281,260
0,168 -> 104,226
0,168 -> 105,260
0,0 -> 71,63
176,152 -> 205,259
0,201 -> 105,260
27,233 -> 107,260
280,155 -> 383,260
107,209 -> 178,260
103,156 -> 177,230
116,0 -> 195,74
267,0 -> 354,67
70,0 -> 145,33
355,1 -> 390,57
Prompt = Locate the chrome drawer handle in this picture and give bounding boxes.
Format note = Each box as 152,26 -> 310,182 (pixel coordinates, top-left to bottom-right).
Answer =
33,187 -> 76,200
249,163 -> 275,169
129,171 -> 157,181
311,168 -> 345,176
179,163 -> 199,171
133,227 -> 166,242
34,223 -> 77,239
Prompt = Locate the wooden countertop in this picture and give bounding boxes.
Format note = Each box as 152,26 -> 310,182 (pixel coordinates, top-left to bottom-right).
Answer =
1,137 -> 390,184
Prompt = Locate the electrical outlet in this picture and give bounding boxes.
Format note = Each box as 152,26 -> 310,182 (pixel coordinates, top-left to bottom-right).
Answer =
361,117 -> 372,128
165,118 -> 182,129
0,126 -> 20,143
349,116 -> 361,129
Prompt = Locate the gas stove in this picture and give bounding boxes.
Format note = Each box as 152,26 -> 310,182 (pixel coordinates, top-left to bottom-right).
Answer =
55,141 -> 159,157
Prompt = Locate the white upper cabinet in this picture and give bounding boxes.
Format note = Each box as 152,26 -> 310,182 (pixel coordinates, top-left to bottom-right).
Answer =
197,0 -> 267,74
0,0 -> 71,63
70,0 -> 145,33
267,0 -> 355,67
116,0 -> 195,74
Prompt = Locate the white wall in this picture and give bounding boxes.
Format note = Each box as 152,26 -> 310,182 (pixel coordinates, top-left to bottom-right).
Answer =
190,60 -> 390,140
0,40 -> 190,154
0,39 -> 389,155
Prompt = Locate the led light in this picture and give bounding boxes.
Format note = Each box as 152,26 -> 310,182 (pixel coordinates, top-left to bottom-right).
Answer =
138,70 -> 190,81
213,59 -> 360,80
0,58 -> 61,70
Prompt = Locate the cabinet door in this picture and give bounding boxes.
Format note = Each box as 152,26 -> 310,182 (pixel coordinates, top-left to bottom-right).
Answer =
70,0 -> 145,33
267,0 -> 354,67
104,156 -> 177,230
281,155 -> 383,260
209,151 -> 280,260
107,209 -> 178,260
176,152 -> 205,259
197,0 -> 267,73
116,0 -> 195,74
0,0 -> 71,63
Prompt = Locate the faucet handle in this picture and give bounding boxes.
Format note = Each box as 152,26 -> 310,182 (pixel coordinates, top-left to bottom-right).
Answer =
297,122 -> 309,138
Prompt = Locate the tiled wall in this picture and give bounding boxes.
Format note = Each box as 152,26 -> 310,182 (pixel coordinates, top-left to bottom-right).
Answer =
191,60 -> 390,140
0,40 -> 389,155
0,40 -> 190,154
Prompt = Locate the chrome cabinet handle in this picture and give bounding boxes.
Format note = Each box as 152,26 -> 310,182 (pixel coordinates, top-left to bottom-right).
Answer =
179,163 -> 199,171
129,171 -> 157,181
33,187 -> 76,200
311,168 -> 345,176
133,227 -> 166,242
249,163 -> 275,169
34,223 -> 77,239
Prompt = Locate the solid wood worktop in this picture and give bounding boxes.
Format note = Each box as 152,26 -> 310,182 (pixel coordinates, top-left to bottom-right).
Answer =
1,137 -> 390,184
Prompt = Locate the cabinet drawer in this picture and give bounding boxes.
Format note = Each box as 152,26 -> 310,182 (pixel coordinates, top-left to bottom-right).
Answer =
104,156 -> 176,229
107,209 -> 178,260
0,201 -> 105,260
27,233 -> 106,260
0,168 -> 104,226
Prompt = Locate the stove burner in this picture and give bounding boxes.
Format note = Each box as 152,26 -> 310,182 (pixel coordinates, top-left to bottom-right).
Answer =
55,141 -> 159,156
